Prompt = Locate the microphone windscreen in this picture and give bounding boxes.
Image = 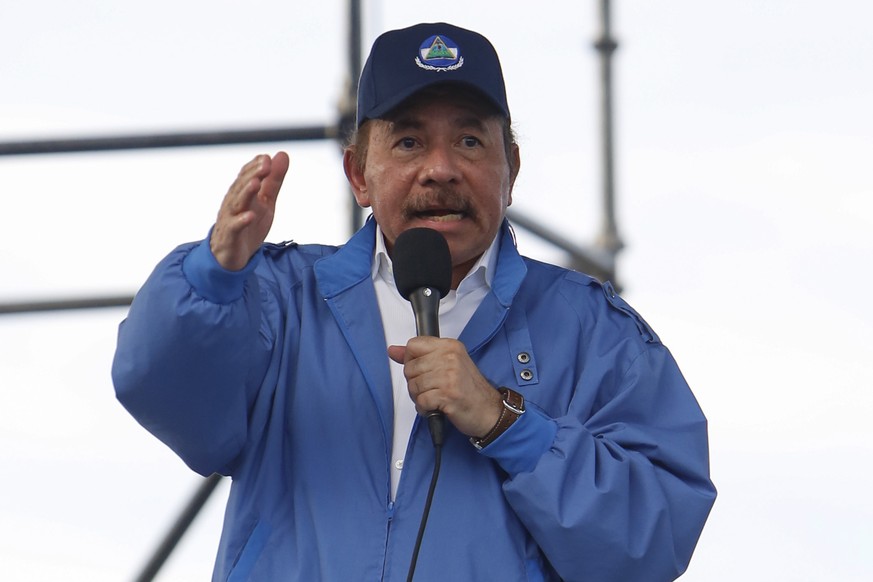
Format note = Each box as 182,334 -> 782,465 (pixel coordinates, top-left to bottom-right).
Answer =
393,228 -> 452,300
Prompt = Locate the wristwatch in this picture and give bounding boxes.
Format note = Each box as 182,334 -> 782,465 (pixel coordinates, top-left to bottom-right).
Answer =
470,387 -> 525,450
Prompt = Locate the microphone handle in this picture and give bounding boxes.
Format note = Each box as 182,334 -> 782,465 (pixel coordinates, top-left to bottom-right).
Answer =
409,287 -> 441,338
408,286 -> 445,446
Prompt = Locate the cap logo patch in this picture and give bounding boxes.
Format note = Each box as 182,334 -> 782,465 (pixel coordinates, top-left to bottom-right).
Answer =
415,34 -> 464,72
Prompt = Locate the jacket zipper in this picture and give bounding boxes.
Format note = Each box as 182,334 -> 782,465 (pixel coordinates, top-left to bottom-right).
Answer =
381,501 -> 395,580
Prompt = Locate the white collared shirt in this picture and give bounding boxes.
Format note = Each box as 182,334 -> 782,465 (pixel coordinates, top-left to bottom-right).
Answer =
371,228 -> 497,500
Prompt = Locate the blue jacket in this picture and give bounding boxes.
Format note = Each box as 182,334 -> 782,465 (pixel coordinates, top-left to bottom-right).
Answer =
113,219 -> 715,581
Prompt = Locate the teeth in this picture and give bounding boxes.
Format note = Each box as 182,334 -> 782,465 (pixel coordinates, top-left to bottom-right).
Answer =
422,212 -> 463,222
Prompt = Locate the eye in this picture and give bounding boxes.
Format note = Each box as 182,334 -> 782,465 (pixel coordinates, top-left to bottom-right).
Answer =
461,135 -> 482,148
396,137 -> 418,150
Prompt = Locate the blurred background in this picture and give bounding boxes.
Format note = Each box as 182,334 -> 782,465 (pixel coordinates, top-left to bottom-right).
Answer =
1,1 -> 871,580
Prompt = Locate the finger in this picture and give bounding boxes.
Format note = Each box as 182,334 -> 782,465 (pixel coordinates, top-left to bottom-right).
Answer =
401,336 -> 443,360
387,345 -> 406,364
242,153 -> 274,180
235,154 -> 273,190
228,177 -> 263,218
401,339 -> 466,382
221,155 -> 271,217
406,377 -> 434,409
224,152 -> 289,223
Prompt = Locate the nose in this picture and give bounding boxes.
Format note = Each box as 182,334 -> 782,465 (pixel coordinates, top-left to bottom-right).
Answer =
418,143 -> 461,186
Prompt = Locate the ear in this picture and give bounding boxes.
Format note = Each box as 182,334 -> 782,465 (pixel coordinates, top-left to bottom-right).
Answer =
343,148 -> 371,208
507,144 -> 521,206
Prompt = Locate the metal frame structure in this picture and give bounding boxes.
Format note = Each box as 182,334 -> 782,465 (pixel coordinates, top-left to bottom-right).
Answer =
0,1 -> 621,578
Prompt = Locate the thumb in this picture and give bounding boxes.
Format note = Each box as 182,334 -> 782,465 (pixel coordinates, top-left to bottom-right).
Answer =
387,345 -> 406,364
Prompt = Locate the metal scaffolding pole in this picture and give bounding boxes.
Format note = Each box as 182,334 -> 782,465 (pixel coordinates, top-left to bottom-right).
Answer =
0,126 -> 336,157
0,295 -> 135,315
344,0 -> 365,234
132,474 -> 224,582
594,0 -> 624,257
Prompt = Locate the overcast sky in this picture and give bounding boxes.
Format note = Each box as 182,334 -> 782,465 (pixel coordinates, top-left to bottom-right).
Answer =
2,1 -> 872,580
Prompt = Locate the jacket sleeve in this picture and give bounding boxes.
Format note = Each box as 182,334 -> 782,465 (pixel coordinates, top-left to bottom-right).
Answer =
481,289 -> 716,582
111,236 -> 273,476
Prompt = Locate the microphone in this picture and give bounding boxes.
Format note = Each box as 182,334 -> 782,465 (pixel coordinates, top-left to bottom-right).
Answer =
392,227 -> 452,445
393,227 -> 452,336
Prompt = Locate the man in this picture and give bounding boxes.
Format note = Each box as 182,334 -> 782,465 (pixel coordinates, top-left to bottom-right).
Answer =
113,22 -> 715,581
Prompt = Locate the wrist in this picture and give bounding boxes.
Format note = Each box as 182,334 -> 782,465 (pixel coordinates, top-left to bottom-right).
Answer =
476,405 -> 557,476
470,387 -> 525,450
182,230 -> 260,304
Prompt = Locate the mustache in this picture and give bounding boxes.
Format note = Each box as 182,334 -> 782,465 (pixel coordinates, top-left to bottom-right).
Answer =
401,190 -> 475,219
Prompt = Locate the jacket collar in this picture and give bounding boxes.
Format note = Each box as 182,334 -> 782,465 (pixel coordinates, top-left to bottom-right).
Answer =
313,217 -> 378,299
489,219 -> 527,307
314,217 -> 527,304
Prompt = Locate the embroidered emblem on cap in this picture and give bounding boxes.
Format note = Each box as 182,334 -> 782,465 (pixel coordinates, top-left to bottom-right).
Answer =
415,34 -> 464,71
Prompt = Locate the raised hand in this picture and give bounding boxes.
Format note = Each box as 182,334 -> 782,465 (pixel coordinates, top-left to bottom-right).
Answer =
210,152 -> 290,271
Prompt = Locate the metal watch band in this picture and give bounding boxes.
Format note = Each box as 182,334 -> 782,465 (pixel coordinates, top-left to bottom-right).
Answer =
470,387 -> 525,450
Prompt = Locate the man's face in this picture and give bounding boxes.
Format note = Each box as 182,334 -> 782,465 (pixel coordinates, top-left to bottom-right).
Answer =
345,91 -> 520,286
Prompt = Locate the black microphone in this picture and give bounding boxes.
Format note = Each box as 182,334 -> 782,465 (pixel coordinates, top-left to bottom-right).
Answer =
392,227 -> 452,445
393,228 -> 452,336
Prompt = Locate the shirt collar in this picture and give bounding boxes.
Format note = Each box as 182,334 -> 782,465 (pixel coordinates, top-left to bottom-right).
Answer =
372,228 -> 498,294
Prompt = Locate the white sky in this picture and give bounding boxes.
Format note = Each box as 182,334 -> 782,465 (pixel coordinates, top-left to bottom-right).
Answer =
2,1 -> 872,580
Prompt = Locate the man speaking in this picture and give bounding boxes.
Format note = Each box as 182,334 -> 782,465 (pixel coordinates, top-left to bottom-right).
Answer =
113,22 -> 715,581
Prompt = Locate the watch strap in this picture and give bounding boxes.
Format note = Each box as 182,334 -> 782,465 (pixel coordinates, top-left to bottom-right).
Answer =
470,387 -> 525,450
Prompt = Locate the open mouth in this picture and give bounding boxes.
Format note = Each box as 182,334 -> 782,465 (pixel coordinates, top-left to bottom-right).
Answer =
415,208 -> 466,222
404,191 -> 473,223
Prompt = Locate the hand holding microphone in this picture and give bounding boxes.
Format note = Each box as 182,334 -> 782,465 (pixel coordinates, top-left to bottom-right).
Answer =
391,228 -> 452,445
389,228 -> 503,443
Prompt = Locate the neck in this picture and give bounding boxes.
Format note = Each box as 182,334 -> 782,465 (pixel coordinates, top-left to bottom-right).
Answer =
450,256 -> 481,290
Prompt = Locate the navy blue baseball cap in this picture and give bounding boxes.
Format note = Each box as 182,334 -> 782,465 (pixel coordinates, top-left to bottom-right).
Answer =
356,22 -> 510,127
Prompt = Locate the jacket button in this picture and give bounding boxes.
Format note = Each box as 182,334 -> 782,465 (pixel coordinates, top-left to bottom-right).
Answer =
520,369 -> 533,381
517,352 -> 531,364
